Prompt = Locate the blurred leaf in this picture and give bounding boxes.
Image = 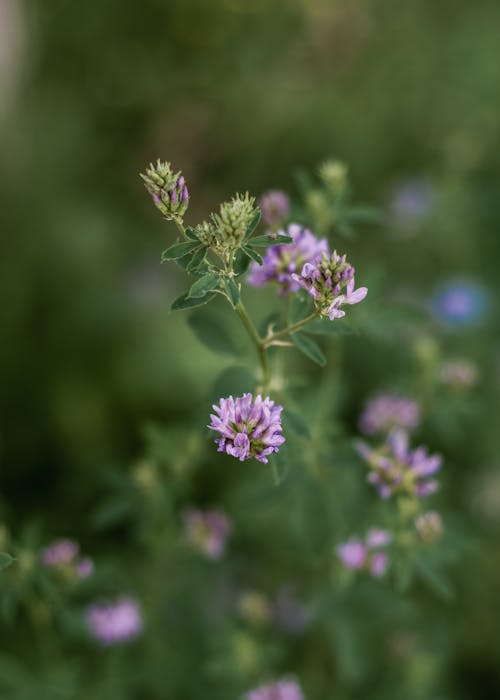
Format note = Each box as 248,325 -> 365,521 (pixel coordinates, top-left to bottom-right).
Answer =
416,556 -> 454,601
161,241 -> 200,261
171,291 -> 217,311
0,554 -> 14,572
304,318 -> 356,336
223,278 -> 240,306
345,205 -> 383,224
282,409 -> 311,439
188,273 -> 219,299
188,311 -> 239,356
291,332 -> 326,366
250,234 -> 293,246
90,499 -> 133,530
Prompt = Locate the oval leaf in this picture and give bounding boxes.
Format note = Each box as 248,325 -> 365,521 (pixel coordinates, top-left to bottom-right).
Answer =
250,234 -> 293,246
243,246 -> 263,265
291,332 -> 326,367
0,553 -> 14,572
161,241 -> 199,261
188,311 -> 239,356
223,278 -> 240,306
188,273 -> 219,299
244,208 -> 261,239
171,291 -> 216,311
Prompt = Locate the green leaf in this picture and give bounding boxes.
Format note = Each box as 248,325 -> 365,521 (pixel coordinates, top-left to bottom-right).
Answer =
242,245 -> 263,265
291,332 -> 326,366
161,241 -> 199,261
416,557 -> 454,601
223,278 -> 240,306
249,234 -> 293,246
345,205 -> 382,224
304,318 -> 356,336
186,246 -> 208,273
171,291 -> 217,311
185,226 -> 200,241
188,273 -> 219,299
0,553 -> 14,571
244,208 -> 261,239
187,311 -> 239,356
233,249 -> 252,276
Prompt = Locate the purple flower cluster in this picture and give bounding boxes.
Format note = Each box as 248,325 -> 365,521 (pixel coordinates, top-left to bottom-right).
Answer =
432,280 -> 488,326
140,160 -> 189,220
86,597 -> 143,645
337,528 -> 391,577
183,508 -> 231,559
247,223 -> 328,295
209,393 -> 285,464
246,679 -> 304,700
41,538 -> 93,580
359,394 -> 420,435
292,251 -> 368,320
356,430 -> 442,499
259,190 -> 291,228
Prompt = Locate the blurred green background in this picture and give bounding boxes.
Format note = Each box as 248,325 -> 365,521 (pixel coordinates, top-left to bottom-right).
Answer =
1,0 -> 500,698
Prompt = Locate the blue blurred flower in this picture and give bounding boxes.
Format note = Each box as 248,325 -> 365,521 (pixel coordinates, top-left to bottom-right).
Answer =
432,280 -> 488,326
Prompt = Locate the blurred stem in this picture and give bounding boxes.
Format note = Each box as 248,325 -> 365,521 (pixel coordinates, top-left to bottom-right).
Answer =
234,301 -> 271,392
263,311 -> 319,347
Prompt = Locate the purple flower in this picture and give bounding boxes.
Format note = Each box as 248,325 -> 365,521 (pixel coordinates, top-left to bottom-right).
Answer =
86,597 -> 142,646
292,251 -> 367,320
337,528 -> 391,578
209,393 -> 285,464
41,539 -> 79,566
390,179 -> 434,228
259,190 -> 291,228
41,538 -> 93,580
359,394 -> 420,436
183,508 -> 231,559
246,679 -> 304,700
247,223 -> 328,295
415,511 -> 443,543
432,280 -> 488,326
274,587 -> 310,634
356,430 -> 442,499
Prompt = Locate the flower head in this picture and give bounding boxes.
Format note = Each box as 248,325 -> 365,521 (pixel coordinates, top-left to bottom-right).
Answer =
246,679 -> 304,700
205,192 -> 258,255
292,250 -> 367,320
356,430 -> 442,499
248,223 -> 328,295
259,190 -> 291,229
209,393 -> 285,464
432,280 -> 488,326
337,528 -> 391,578
140,160 -> 189,220
183,508 -> 231,559
359,394 -> 420,436
415,511 -> 443,543
86,597 -> 142,645
41,538 -> 93,581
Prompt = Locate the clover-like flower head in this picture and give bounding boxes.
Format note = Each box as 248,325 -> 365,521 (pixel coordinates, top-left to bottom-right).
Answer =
292,250 -> 367,320
209,393 -> 285,464
141,159 -> 189,220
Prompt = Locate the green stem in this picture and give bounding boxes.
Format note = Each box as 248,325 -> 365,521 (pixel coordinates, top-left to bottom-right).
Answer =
234,301 -> 271,391
172,216 -> 186,238
263,311 -> 319,347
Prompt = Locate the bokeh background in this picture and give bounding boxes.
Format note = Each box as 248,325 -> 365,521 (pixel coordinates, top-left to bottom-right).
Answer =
1,1 -> 499,698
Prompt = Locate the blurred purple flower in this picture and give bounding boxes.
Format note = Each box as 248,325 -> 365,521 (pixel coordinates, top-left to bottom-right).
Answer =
337,528 -> 391,577
247,223 -> 328,295
292,251 -> 367,320
356,430 -> 443,499
41,538 -> 93,580
432,280 -> 488,326
246,678 -> 304,700
359,393 -> 420,436
390,179 -> 434,228
183,508 -> 231,560
259,190 -> 291,228
274,587 -> 310,634
86,597 -> 142,646
209,393 -> 285,464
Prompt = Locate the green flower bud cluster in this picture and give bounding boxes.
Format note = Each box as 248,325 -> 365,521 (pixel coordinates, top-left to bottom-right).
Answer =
140,160 -> 189,220
318,159 -> 348,193
211,192 -> 257,252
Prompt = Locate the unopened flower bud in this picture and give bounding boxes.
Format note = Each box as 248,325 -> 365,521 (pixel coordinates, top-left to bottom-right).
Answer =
210,192 -> 258,255
318,159 -> 348,192
415,511 -> 443,543
140,160 -> 189,220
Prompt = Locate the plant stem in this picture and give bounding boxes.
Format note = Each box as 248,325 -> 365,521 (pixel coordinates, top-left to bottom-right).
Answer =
263,311 -> 319,347
172,216 -> 186,238
234,301 -> 271,391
